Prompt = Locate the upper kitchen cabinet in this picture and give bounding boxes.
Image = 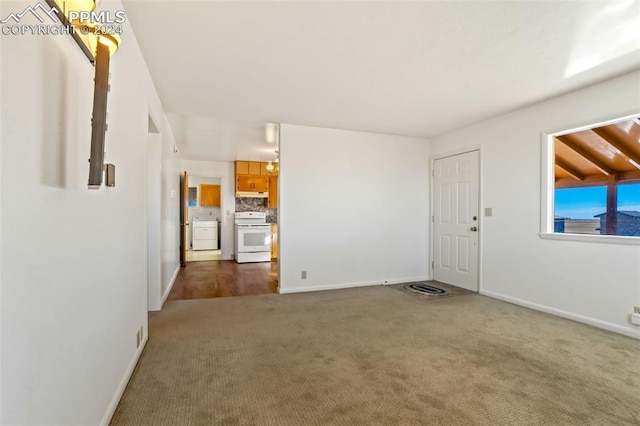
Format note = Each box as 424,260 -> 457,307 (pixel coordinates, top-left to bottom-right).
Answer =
253,176 -> 269,192
200,184 -> 221,206
235,161 -> 276,196
237,176 -> 268,193
235,161 -> 274,176
236,161 -> 249,175
248,161 -> 262,175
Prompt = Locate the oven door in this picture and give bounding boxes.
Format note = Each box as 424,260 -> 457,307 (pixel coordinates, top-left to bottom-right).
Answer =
236,225 -> 271,252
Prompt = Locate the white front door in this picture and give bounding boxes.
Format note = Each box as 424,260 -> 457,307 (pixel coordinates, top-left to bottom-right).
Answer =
433,151 -> 479,291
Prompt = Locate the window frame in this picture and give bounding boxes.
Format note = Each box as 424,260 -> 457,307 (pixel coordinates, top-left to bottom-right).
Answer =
539,111 -> 640,246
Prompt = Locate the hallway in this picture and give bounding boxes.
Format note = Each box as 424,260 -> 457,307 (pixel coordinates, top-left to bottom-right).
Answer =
168,260 -> 278,300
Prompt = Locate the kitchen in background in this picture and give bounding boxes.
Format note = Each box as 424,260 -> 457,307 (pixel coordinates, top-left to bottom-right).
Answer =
234,161 -> 278,262
187,175 -> 222,261
235,198 -> 277,224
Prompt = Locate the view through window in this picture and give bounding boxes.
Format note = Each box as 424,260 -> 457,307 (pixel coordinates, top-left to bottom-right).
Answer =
553,117 -> 640,237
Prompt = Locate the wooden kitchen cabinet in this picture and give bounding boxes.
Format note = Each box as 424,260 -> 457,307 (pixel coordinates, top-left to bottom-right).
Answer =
235,161 -> 249,175
271,224 -> 278,259
252,176 -> 269,192
236,160 -> 275,176
235,161 -> 276,195
236,176 -> 253,192
268,176 -> 278,208
199,184 -> 221,206
248,161 -> 261,175
236,176 -> 268,193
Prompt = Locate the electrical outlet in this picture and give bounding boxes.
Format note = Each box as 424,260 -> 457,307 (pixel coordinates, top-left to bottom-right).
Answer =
301,271 -> 307,279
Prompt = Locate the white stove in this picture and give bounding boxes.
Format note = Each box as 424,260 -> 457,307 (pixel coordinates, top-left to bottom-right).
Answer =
235,212 -> 271,263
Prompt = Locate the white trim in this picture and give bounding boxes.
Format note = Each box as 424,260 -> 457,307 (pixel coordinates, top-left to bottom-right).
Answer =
161,265 -> 180,307
481,290 -> 640,340
540,131 -> 555,234
539,232 -> 640,246
99,335 -> 148,426
544,110 -> 640,137
278,276 -> 429,294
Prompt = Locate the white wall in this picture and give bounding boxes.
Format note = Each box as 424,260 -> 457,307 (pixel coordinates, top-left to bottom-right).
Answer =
0,0 -> 179,423
146,132 -> 162,311
182,160 -> 236,259
278,124 -> 430,293
430,70 -> 640,338
159,115 -> 181,302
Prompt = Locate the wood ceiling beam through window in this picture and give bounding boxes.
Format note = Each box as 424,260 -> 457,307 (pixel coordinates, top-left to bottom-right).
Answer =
554,116 -> 640,189
555,158 -> 585,181
556,135 -> 614,176
591,127 -> 640,170
555,170 -> 640,189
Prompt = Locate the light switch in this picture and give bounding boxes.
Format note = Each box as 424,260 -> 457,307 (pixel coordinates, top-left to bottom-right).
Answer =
485,207 -> 493,217
105,163 -> 115,187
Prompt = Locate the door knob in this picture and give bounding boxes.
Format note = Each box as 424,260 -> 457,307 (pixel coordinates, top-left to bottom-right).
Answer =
470,226 -> 478,232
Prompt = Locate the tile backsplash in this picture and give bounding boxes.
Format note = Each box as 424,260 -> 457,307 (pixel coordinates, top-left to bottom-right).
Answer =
235,198 -> 277,223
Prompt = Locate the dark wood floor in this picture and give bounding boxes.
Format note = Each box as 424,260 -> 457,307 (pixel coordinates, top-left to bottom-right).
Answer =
167,260 -> 278,300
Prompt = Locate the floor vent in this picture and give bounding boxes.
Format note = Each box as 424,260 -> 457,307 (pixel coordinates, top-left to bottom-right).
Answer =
404,283 -> 451,296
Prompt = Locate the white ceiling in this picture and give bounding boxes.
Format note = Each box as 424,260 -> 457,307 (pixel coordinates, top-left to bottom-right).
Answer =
166,113 -> 279,162
122,0 -> 640,161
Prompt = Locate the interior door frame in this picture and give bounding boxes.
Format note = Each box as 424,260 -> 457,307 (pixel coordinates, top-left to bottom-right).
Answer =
429,146 -> 483,292
180,171 -> 189,267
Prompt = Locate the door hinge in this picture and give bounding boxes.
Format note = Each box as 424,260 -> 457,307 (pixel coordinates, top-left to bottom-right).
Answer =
431,261 -> 434,268
432,169 -> 435,177
432,215 -> 434,222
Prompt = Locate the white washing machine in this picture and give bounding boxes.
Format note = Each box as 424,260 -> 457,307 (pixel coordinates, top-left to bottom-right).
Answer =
192,219 -> 218,250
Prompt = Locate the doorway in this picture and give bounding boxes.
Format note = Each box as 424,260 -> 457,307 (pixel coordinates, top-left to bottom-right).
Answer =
174,162 -> 279,301
185,175 -> 223,262
432,150 -> 480,292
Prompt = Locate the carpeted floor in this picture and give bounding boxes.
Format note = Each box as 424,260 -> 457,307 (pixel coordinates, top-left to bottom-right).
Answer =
111,285 -> 640,425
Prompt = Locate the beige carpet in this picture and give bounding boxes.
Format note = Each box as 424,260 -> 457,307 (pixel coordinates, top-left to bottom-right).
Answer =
111,285 -> 640,425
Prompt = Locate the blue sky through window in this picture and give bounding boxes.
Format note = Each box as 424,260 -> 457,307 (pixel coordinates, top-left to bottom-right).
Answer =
555,183 -> 640,219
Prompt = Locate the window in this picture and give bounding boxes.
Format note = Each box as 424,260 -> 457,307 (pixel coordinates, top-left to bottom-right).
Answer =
188,187 -> 197,207
542,114 -> 640,242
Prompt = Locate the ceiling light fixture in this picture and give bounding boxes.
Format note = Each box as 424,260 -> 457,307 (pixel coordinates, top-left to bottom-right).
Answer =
265,123 -> 278,144
266,150 -> 279,173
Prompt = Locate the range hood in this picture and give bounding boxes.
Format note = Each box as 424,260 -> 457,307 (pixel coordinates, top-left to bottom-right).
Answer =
236,191 -> 269,198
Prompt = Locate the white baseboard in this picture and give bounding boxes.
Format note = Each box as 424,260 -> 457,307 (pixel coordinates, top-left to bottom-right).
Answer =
100,335 -> 148,426
279,276 -> 429,294
481,290 -> 640,340
161,265 -> 180,307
